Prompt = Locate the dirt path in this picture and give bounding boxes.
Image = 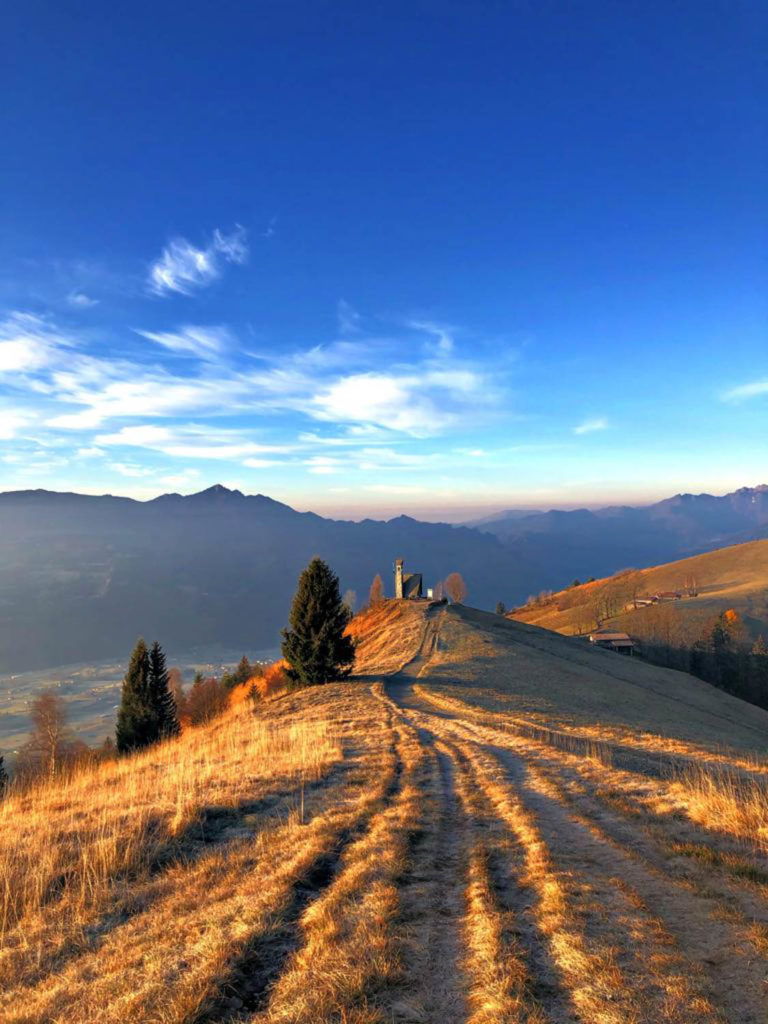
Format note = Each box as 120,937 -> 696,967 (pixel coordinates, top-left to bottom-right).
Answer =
379,672 -> 768,1024
376,699 -> 470,1023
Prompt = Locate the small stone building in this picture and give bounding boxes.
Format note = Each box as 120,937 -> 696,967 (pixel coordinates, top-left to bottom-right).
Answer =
394,558 -> 423,599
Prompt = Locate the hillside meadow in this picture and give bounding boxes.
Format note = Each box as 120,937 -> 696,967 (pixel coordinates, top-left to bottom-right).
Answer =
2,601 -> 768,1022
509,539 -> 768,640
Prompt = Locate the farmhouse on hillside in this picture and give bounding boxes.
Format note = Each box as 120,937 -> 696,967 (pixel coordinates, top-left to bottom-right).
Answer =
588,630 -> 636,655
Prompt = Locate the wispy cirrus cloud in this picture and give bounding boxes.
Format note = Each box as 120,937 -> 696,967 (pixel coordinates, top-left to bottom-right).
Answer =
36,342 -> 493,439
311,358 -> 486,438
161,468 -> 201,487
0,312 -> 72,374
0,304 -> 513,498
721,378 -> 768,402
312,373 -> 447,436
573,417 -> 608,435
0,407 -> 36,440
135,325 -> 232,361
302,445 -> 444,477
408,319 -> 455,353
110,462 -> 155,478
66,291 -> 99,309
95,423 -> 295,462
305,455 -> 344,475
337,299 -> 362,335
148,226 -> 248,296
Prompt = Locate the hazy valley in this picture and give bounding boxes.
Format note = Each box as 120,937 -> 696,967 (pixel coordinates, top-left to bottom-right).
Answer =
2,482 -> 766,679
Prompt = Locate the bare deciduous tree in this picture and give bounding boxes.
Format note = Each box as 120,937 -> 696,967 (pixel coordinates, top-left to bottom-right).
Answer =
444,572 -> 468,603
17,691 -> 78,781
368,574 -> 384,607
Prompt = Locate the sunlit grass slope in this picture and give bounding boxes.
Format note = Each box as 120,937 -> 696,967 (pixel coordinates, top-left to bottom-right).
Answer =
3,600 -> 768,1023
509,538 -> 768,638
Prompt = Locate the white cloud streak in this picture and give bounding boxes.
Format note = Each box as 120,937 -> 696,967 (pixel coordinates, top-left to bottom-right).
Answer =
337,299 -> 362,334
0,407 -> 36,440
0,307 -> 512,491
409,319 -> 455,353
161,468 -> 201,487
573,417 -> 608,435
721,379 -> 768,402
148,226 -> 248,296
67,291 -> 99,308
110,462 -> 155,478
0,313 -> 71,374
95,424 -> 296,461
135,325 -> 232,361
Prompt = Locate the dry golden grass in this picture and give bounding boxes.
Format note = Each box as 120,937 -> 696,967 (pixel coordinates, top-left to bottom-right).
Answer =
252,659 -> 293,701
256,690 -> 427,1024
5,599 -> 768,1023
0,699 -> 349,1020
346,599 -> 430,675
509,538 -> 768,637
0,703 -> 339,943
675,764 -> 768,852
463,840 -> 534,1024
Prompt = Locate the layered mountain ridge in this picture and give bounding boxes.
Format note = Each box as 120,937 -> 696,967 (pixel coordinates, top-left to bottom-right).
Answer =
1,483 -> 767,673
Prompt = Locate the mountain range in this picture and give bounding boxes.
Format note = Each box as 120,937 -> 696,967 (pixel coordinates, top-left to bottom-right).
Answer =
0,483 -> 766,673
473,485 -> 768,586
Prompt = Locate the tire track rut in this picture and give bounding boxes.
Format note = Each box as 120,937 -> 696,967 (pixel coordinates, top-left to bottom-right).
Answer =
192,711 -> 406,1022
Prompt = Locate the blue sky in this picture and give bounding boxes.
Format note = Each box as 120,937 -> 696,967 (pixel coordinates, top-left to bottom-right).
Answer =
0,1 -> 765,519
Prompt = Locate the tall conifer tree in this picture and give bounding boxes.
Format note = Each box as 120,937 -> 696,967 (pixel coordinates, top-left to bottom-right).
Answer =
148,641 -> 180,739
282,558 -> 355,686
116,638 -> 156,753
751,635 -> 768,702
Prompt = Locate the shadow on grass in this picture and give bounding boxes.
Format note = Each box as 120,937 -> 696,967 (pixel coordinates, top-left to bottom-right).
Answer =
17,763 -> 352,989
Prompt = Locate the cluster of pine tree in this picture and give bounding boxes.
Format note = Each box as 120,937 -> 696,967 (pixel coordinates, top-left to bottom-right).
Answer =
0,557 -> 354,788
116,639 -> 180,753
639,611 -> 768,710
220,655 -> 257,691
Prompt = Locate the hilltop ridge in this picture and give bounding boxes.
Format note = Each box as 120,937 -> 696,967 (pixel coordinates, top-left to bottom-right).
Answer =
352,599 -> 768,756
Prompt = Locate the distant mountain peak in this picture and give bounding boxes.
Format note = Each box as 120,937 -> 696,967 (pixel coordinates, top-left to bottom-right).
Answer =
189,484 -> 244,500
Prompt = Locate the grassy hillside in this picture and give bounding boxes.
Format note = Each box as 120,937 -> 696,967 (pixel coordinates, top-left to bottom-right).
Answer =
509,539 -> 768,640
3,601 -> 768,1022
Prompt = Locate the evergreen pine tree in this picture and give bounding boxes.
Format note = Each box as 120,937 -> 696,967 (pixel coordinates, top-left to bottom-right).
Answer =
148,641 -> 180,739
222,655 -> 253,691
495,601 -> 507,615
116,638 -> 157,753
236,654 -> 252,684
282,557 -> 355,686
751,635 -> 768,703
168,667 -> 188,724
